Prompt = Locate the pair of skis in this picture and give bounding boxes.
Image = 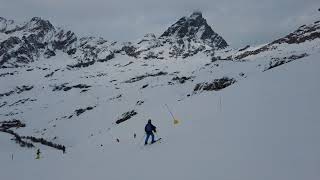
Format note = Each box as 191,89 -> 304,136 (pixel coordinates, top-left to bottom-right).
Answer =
146,137 -> 162,145
141,137 -> 162,149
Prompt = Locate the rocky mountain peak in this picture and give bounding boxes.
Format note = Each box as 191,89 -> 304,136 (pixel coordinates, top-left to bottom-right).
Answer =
143,33 -> 157,39
0,17 -> 7,23
189,11 -> 203,19
26,17 -> 55,33
0,17 -> 14,33
160,12 -> 228,49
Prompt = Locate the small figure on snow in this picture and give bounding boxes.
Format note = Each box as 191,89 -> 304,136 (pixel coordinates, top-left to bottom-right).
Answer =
36,149 -> 41,159
144,119 -> 157,145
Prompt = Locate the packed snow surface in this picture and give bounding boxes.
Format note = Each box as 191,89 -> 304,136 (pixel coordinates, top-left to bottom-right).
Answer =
1,52 -> 319,180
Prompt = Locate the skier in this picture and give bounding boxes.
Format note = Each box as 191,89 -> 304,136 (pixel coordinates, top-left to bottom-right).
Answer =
144,119 -> 157,145
36,149 -> 41,159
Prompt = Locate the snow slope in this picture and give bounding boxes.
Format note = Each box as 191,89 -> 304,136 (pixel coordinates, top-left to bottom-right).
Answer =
1,51 -> 320,180
1,13 -> 320,180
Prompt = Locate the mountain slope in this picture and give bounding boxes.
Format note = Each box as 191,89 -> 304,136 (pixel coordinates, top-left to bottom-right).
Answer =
233,20 -> 320,60
132,12 -> 228,59
0,13 -> 320,180
1,49 -> 319,180
0,12 -> 228,68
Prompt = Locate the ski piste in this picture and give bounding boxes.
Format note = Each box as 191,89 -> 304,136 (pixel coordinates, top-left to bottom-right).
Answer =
152,137 -> 162,144
141,138 -> 162,149
146,137 -> 162,145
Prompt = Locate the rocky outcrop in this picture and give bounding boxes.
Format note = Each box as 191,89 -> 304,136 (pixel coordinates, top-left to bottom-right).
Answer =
160,11 -> 228,50
0,17 -> 78,68
116,110 -> 138,124
134,12 -> 228,59
194,77 -> 236,92
235,20 -> 320,60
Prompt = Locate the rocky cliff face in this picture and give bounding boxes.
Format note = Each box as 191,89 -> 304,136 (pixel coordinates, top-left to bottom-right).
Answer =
0,17 -> 78,68
235,20 -> 320,60
160,11 -> 228,49
0,12 -> 230,68
130,12 -> 228,59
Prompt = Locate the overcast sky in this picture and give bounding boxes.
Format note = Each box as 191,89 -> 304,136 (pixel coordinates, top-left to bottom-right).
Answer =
1,0 -> 319,47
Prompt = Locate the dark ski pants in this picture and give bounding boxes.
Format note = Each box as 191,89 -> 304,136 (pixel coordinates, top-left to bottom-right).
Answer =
145,133 -> 155,144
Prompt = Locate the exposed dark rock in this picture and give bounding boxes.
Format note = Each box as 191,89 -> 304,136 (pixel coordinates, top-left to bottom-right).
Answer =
0,71 -> 17,77
52,30 -> 77,50
44,48 -> 56,58
0,101 -> 7,108
235,21 -> 319,60
122,61 -> 134,67
235,45 -> 273,60
238,45 -> 250,51
21,136 -> 66,152
141,84 -> 149,89
172,76 -> 193,84
124,71 -> 168,83
75,106 -> 96,116
271,22 -> 320,44
194,77 -> 236,92
52,83 -> 91,92
0,119 -> 25,130
80,89 -> 88,93
0,17 -> 81,68
0,120 -> 33,148
143,51 -> 164,60
116,110 -> 138,124
122,45 -> 140,58
136,101 -> 144,105
109,94 -> 122,101
160,11 -> 228,49
67,48 -> 77,55
44,71 -> 54,77
9,98 -> 36,107
264,53 -> 309,71
0,129 -> 34,148
98,53 -> 115,62
0,85 -> 33,98
67,60 -> 95,68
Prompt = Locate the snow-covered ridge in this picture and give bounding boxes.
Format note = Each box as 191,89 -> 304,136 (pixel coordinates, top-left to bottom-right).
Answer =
0,16 -> 78,68
234,20 -> 320,60
0,12 -> 231,68
2,13 -> 319,69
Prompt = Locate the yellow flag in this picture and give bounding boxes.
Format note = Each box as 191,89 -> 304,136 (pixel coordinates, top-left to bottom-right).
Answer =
174,119 -> 180,125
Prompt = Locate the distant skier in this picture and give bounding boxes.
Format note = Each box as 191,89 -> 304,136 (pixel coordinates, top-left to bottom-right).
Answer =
36,149 -> 41,159
144,119 -> 157,145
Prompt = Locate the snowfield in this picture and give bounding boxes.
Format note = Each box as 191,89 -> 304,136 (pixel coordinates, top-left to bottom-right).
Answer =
1,51 -> 320,180
1,13 -> 320,180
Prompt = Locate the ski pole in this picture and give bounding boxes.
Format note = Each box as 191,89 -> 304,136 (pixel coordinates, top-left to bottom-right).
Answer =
165,104 -> 175,120
165,104 -> 179,125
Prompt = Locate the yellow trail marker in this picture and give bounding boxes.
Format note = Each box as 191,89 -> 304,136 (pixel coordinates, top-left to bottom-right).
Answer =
174,119 -> 180,125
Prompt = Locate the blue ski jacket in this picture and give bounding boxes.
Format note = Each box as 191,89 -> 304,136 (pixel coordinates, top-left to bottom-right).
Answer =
145,122 -> 156,134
